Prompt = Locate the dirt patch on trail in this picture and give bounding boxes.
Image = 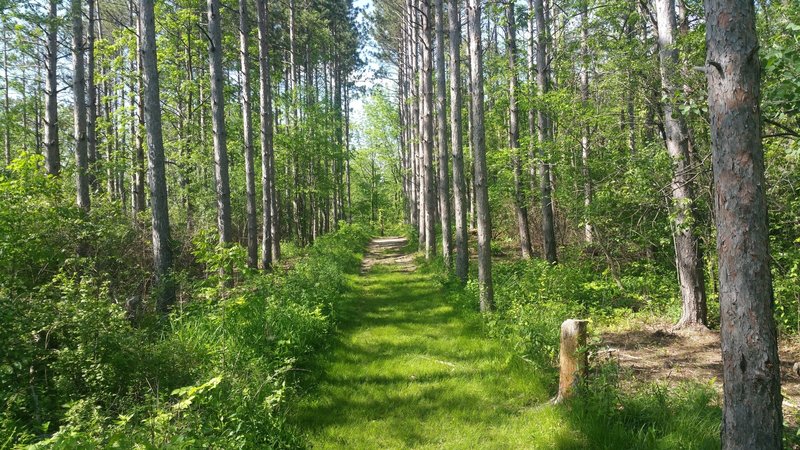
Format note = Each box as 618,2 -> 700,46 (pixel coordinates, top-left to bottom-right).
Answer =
360,237 -> 415,273
599,322 -> 800,423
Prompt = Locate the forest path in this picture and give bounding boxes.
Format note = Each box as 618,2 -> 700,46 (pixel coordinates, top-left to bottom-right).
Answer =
289,237 -> 578,448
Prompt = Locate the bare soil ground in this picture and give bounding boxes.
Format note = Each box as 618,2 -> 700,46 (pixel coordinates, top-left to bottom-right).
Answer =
599,321 -> 800,423
360,236 -> 415,273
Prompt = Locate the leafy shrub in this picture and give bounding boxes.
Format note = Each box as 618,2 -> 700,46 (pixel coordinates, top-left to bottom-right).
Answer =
0,153 -> 150,298
451,258 -> 677,367
2,210 -> 370,447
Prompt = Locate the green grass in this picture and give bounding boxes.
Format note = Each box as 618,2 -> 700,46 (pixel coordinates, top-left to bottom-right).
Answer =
286,243 -> 721,449
288,250 -> 582,448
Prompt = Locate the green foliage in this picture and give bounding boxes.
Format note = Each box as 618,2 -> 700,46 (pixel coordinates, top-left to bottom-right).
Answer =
0,153 -> 150,299
452,257 -> 677,366
351,87 -> 405,227
1,211 -> 370,447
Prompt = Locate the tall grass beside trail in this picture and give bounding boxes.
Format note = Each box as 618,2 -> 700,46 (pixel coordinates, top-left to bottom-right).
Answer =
0,161 -> 371,449
420,256 -> 723,449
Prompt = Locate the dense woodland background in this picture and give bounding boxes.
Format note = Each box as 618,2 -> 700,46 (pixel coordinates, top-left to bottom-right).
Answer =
0,0 -> 798,446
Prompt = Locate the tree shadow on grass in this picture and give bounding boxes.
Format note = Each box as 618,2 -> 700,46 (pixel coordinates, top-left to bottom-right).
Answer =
287,255 -> 724,449
286,262 -> 557,447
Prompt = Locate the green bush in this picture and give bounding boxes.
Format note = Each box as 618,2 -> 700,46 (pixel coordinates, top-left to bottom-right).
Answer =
451,258 -> 677,366
1,196 -> 370,448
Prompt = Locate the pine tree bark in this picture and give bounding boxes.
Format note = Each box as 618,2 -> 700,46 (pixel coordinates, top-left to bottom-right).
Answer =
534,0 -> 557,263
467,0 -> 493,311
409,0 -> 420,233
420,0 -> 436,259
239,0 -> 258,269
527,0 -> 537,199
87,0 -> 98,191
654,0 -> 707,328
34,59 -> 43,155
704,0 -> 783,446
132,4 -> 146,213
415,0 -> 426,251
434,0 -> 451,267
506,1 -> 532,259
256,0 -> 274,269
345,85 -> 352,224
3,23 -> 10,166
208,0 -> 233,246
45,0 -> 60,176
140,0 -> 175,311
448,0 -> 468,283
72,0 -> 90,212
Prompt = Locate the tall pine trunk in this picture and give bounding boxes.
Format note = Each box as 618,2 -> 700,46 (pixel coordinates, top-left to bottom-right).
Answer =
208,0 -> 233,246
534,0 -> 557,263
72,0 -> 90,212
434,0 -> 452,268
467,0 -> 493,311
239,0 -> 258,269
3,23 -> 9,165
45,0 -> 60,176
140,0 -> 175,310
87,0 -> 98,191
420,0 -> 436,259
256,0 -> 274,269
448,0 -> 468,283
506,1 -> 532,259
704,0 -> 783,446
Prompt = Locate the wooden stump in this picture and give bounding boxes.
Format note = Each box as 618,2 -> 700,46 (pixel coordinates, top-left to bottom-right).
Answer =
554,319 -> 588,403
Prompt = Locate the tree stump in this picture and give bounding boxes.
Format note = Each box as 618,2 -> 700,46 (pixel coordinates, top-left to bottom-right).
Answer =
554,319 -> 588,403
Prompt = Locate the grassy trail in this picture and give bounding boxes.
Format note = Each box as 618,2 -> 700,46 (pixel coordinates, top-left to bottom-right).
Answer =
289,237 -> 579,449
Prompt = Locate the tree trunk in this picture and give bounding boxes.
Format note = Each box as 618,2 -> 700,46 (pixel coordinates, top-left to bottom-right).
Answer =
654,0 -> 707,328
534,0 -> 557,264
448,0 -> 468,283
97,0 -> 115,198
87,0 -> 98,191
527,0 -> 537,202
140,0 -> 175,311
256,0 -> 274,269
434,0 -> 452,268
132,4 -> 146,213
3,23 -> 9,165
409,0 -> 420,233
345,84 -> 352,224
35,59 -> 43,155
467,0 -> 493,311
239,0 -> 258,269
704,0 -> 783,446
183,21 -> 195,230
415,1 -> 426,252
420,0 -> 436,259
72,0 -> 90,212
506,1 -> 532,259
45,0 -> 60,176
208,0 -> 232,246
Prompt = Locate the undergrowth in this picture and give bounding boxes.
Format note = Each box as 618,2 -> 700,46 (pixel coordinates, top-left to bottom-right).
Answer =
421,254 -> 724,449
0,158 -> 371,448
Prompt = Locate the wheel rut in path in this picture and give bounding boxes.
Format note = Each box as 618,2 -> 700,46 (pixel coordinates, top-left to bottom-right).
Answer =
290,237 -> 576,448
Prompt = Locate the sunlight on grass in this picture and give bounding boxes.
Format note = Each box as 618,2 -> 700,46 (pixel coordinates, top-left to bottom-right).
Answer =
287,253 -> 721,449
288,263 -> 580,448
